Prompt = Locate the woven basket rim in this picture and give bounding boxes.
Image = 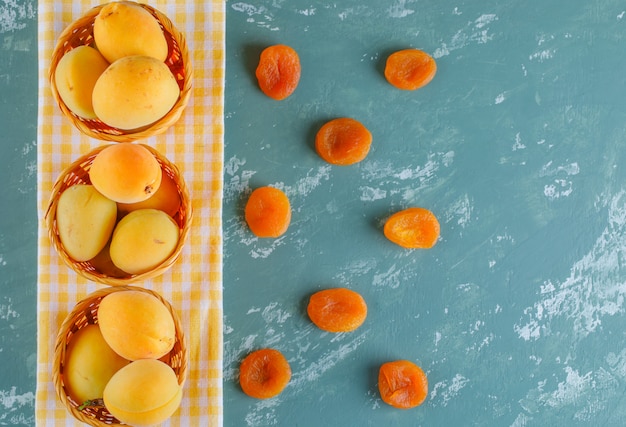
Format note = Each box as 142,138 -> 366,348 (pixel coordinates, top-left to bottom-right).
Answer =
53,285 -> 188,426
45,143 -> 193,286
49,1 -> 193,142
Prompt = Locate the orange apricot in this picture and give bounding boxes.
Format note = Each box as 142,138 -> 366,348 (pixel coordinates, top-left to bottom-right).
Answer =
384,49 -> 437,91
255,44 -> 301,100
315,117 -> 372,166
89,143 -> 162,204
378,360 -> 428,409
117,170 -> 181,217
239,348 -> 291,399
307,288 -> 367,333
383,207 -> 440,249
244,186 -> 291,238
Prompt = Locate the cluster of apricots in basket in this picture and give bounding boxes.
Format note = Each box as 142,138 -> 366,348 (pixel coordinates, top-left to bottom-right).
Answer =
55,143 -> 181,276
63,290 -> 182,426
54,1 -> 179,130
235,44 -> 439,410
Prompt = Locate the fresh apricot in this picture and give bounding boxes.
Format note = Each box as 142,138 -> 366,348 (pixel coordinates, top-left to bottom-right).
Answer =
383,207 -> 440,249
109,209 -> 180,275
63,324 -> 129,405
97,290 -> 176,361
89,143 -> 162,204
103,359 -> 182,426
92,55 -> 180,130
55,184 -> 117,262
239,348 -> 291,399
89,241 -> 128,278
307,288 -> 367,333
255,44 -> 301,100
93,1 -> 168,63
315,118 -> 372,166
54,45 -> 109,119
378,360 -> 428,409
384,49 -> 437,91
244,186 -> 291,238
117,171 -> 181,217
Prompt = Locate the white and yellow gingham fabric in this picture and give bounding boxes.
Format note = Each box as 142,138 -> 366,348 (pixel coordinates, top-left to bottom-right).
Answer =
35,1 -> 224,425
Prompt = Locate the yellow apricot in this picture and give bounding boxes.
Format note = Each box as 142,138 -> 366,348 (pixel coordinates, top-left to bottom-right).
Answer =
56,184 -> 117,262
89,241 -> 128,278
89,143 -> 162,204
92,55 -> 180,130
93,1 -> 168,63
117,171 -> 181,217
54,45 -> 109,119
63,324 -> 129,405
97,290 -> 176,361
103,359 -> 182,427
109,209 -> 180,275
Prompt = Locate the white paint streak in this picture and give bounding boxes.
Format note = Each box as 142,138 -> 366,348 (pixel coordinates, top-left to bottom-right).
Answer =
430,374 -> 469,406
434,14 -> 497,58
515,190 -> 626,341
512,132 -> 526,151
0,387 -> 35,425
372,264 -> 402,289
446,193 -> 473,228
540,161 -> 580,177
0,0 -> 35,34
540,161 -> 579,200
388,0 -> 415,18
281,165 -> 331,199
261,301 -> 292,324
519,365 -> 616,422
223,156 -> 255,202
0,301 -> 18,322
475,14 -> 498,28
290,332 -> 368,388
230,2 -> 279,31
361,151 -> 453,186
295,7 -> 316,16
244,398 -> 280,426
359,186 -> 387,201
529,49 -> 556,62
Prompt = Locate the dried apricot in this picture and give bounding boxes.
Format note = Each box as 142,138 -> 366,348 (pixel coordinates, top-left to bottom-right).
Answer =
244,186 -> 291,238
384,49 -> 436,91
239,348 -> 291,399
315,118 -> 372,166
378,360 -> 428,409
255,44 -> 301,100
383,207 -> 440,249
307,288 -> 367,333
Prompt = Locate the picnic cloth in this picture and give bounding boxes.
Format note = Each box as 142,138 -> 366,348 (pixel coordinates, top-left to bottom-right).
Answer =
35,1 -> 224,425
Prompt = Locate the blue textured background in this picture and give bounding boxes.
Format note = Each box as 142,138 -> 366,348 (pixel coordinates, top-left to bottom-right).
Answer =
3,0 -> 626,425
223,1 -> 626,426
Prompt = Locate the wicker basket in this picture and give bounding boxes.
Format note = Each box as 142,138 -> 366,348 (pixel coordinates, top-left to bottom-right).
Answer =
45,143 -> 192,286
53,285 -> 187,426
49,1 -> 192,142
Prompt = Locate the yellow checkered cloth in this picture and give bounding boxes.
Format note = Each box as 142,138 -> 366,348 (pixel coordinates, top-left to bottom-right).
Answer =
35,1 -> 224,426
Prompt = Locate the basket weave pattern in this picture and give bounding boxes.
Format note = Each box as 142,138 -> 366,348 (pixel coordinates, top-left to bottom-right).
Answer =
49,2 -> 192,142
53,286 -> 187,427
45,144 -> 192,286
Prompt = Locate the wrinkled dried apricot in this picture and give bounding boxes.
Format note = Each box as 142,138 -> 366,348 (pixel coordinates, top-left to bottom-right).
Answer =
383,207 -> 440,249
255,44 -> 301,100
244,186 -> 291,238
239,348 -> 291,399
307,288 -> 367,333
378,360 -> 428,409
384,49 -> 436,91
315,118 -> 372,166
